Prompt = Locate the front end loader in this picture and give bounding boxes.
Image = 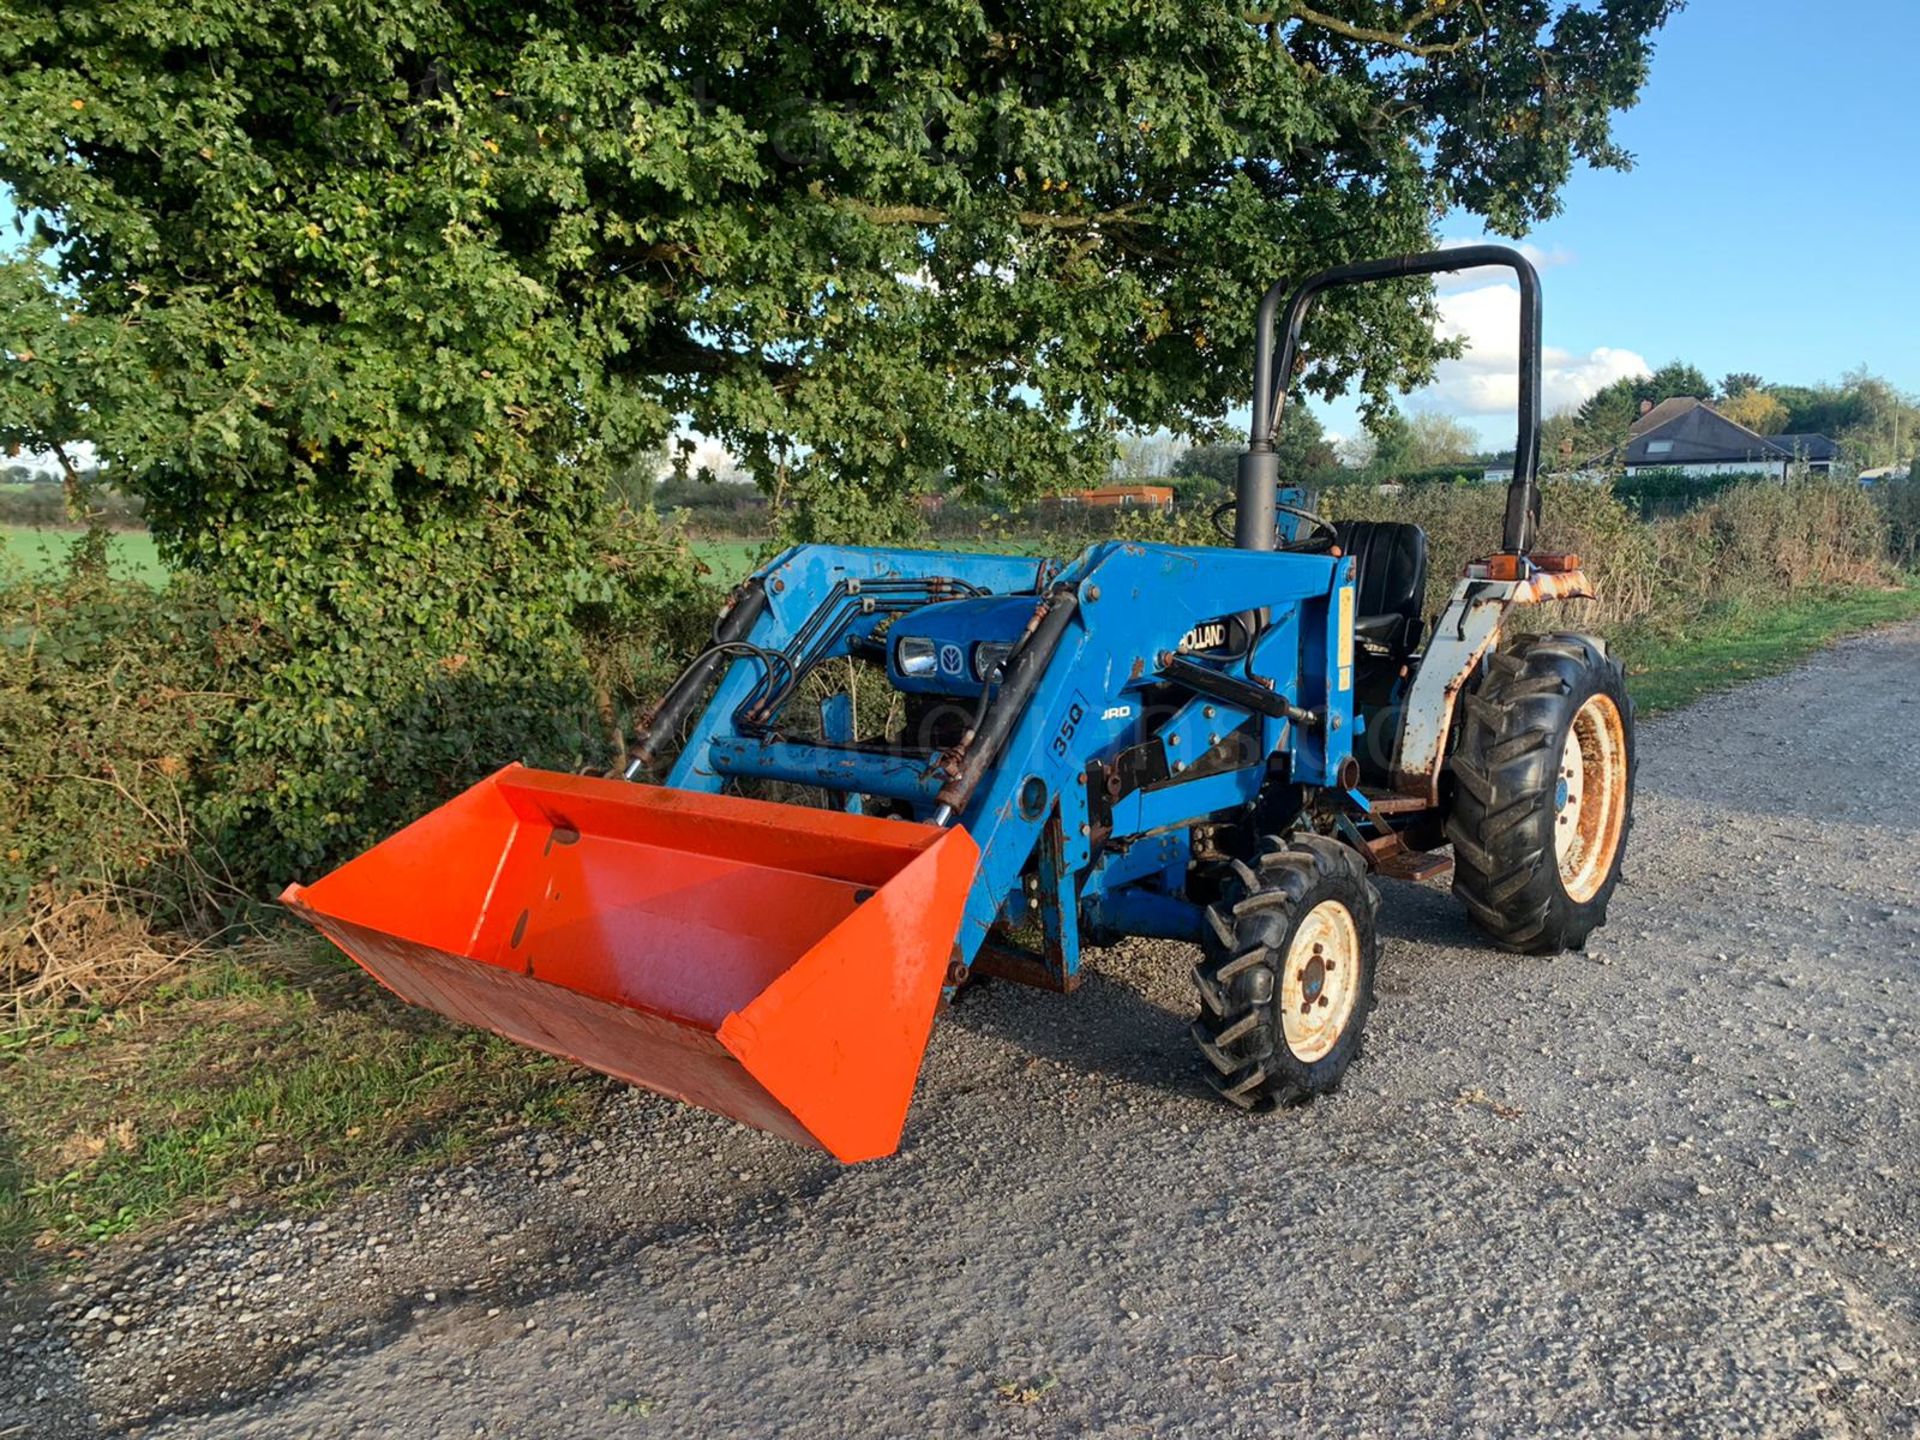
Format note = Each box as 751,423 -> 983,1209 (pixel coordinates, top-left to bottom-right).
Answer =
285,245 -> 1635,1161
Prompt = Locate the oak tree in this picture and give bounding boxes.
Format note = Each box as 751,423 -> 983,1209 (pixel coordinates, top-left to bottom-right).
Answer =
0,0 -> 1680,869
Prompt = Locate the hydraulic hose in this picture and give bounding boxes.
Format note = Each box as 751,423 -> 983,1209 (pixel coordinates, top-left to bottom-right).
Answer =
930,585 -> 1080,825
626,577 -> 771,778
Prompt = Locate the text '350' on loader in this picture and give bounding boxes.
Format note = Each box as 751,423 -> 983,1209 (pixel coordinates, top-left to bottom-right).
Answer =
284,246 -> 1636,1162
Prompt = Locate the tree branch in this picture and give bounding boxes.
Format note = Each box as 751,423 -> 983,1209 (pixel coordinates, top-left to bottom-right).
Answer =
50,442 -> 95,524
1248,2 -> 1484,60
612,326 -> 802,392
824,194 -> 1152,231
604,242 -> 698,276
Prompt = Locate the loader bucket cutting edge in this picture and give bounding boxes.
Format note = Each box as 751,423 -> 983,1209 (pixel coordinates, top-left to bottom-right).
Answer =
281,764 -> 979,1162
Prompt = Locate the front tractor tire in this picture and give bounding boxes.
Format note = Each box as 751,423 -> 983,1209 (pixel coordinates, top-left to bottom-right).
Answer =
1191,837 -> 1381,1111
1447,633 -> 1635,954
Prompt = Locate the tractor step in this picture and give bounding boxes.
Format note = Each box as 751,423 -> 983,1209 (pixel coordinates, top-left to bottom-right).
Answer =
1364,831 -> 1455,883
1361,791 -> 1432,816
972,932 -> 1081,993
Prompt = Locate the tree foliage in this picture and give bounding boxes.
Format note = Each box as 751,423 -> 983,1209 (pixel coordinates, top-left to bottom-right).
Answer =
0,0 -> 1678,877
1405,412 -> 1480,469
1113,432 -> 1186,482
1773,370 -> 1919,468
1715,388 -> 1788,437
1353,404 -> 1418,479
1574,359 -> 1713,454
1170,404 -> 1339,502
1539,408 -> 1582,470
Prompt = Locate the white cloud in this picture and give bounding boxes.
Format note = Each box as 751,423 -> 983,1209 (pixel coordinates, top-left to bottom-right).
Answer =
1406,281 -> 1650,420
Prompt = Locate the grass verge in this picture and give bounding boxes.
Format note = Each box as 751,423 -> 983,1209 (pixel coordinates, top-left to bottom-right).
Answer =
0,937 -> 604,1266
1614,582 -> 1920,715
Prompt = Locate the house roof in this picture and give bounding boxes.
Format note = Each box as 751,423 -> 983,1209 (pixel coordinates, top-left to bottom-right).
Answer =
1579,399 -> 1842,471
1629,396 -> 1701,437
1765,433 -> 1841,463
1619,401 -> 1790,468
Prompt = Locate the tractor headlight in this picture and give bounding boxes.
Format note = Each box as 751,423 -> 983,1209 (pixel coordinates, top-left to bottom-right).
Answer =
894,635 -> 938,677
972,641 -> 1014,682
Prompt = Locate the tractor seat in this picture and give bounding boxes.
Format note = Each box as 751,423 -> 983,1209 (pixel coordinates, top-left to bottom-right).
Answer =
1333,520 -> 1428,655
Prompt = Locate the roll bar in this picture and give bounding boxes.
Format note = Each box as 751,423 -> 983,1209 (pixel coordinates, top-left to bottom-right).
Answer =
1237,244 -> 1543,556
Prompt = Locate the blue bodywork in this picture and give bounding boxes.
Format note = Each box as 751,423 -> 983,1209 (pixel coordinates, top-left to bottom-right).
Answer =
665,533 -> 1360,992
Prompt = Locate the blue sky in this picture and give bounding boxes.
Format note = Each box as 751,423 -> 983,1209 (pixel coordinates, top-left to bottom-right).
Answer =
8,0 -> 1913,459
1330,0 -> 1920,448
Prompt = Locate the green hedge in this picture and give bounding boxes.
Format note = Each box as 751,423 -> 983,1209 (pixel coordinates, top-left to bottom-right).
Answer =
1,476 -> 1901,936
1,510 -> 718,918
1610,467 -> 1773,519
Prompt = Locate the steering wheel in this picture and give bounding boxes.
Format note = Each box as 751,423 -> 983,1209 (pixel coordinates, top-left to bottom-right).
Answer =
1209,497 -> 1341,554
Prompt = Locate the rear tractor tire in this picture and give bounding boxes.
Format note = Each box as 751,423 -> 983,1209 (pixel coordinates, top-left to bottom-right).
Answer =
1190,836 -> 1381,1111
1447,632 -> 1634,954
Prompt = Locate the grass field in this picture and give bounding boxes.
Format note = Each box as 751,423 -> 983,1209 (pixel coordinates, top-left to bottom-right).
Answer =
1,526 -> 1043,588
5,527 -> 766,589
1,524 -> 167,582
689,537 -> 764,582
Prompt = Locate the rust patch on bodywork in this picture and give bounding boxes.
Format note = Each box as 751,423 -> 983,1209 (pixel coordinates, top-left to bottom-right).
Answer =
1513,568 -> 1595,604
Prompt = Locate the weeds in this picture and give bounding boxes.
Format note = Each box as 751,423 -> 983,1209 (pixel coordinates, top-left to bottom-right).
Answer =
993,1375 -> 1060,1406
1,888 -> 207,1025
1324,476 -> 1892,638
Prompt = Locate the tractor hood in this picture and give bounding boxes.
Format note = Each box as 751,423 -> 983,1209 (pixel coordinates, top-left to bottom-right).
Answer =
885,593 -> 1041,695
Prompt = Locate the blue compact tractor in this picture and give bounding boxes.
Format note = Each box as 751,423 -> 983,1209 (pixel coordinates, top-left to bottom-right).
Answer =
290,246 -> 1636,1161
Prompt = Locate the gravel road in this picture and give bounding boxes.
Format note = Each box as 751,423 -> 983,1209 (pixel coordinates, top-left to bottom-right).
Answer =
7,623 -> 1920,1438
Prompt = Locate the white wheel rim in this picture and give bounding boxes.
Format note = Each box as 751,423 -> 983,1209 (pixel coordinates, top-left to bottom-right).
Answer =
1554,692 -> 1628,903
1279,900 -> 1361,1063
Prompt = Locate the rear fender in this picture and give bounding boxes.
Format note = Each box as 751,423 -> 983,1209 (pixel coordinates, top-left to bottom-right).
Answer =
1390,568 -> 1595,804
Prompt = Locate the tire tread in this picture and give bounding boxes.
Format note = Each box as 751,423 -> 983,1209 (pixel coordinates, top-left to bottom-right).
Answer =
1189,838 -> 1382,1111
1447,631 -> 1635,954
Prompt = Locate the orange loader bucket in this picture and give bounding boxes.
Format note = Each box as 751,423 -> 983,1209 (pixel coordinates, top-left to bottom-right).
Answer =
282,765 -> 979,1162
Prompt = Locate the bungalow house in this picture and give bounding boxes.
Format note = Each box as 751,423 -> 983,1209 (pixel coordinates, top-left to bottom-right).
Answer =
1587,398 -> 1839,479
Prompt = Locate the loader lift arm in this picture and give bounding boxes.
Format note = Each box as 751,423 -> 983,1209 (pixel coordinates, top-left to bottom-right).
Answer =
653,539 -> 1361,992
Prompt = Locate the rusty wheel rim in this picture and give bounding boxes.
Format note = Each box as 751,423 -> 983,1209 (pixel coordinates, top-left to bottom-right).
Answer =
1279,900 -> 1360,1063
1554,692 -> 1627,904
